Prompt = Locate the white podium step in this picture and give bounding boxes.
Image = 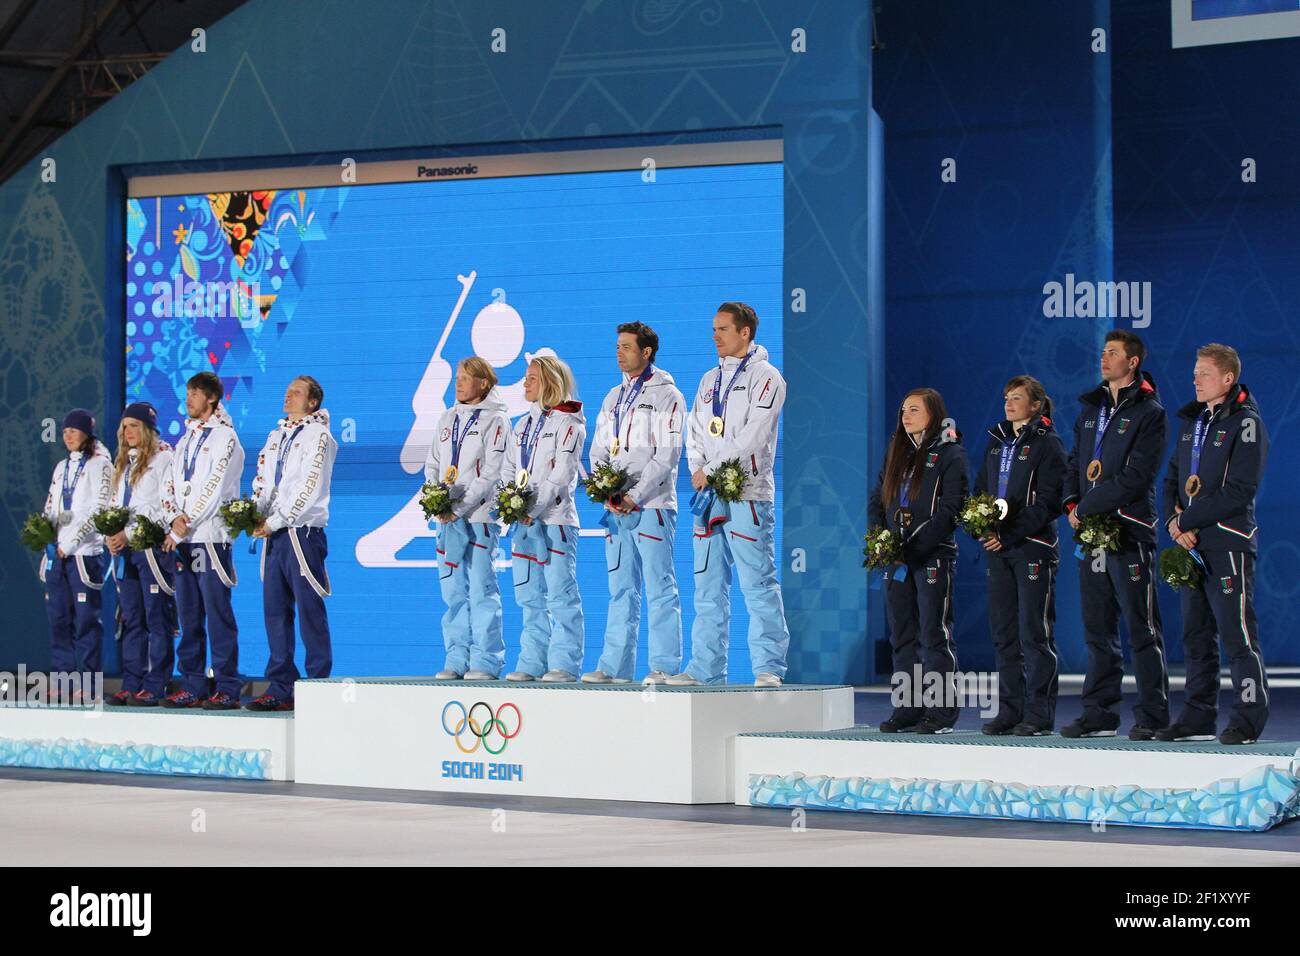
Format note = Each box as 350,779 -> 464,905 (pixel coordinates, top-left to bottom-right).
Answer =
294,678 -> 854,803
734,728 -> 1300,831
0,705 -> 294,780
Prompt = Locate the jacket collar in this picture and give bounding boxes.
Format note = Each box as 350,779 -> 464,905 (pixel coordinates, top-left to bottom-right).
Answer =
1176,383 -> 1252,421
1079,370 -> 1157,410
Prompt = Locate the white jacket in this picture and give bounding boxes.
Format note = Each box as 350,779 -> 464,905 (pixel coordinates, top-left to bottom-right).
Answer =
43,441 -> 113,556
589,366 -> 685,511
252,409 -> 338,532
686,344 -> 785,502
110,442 -> 175,527
504,401 -> 587,526
424,389 -> 511,524
162,405 -> 245,544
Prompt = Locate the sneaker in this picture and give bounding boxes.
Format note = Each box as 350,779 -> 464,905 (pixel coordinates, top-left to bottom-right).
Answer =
463,670 -> 498,681
981,716 -> 1019,736
505,671 -> 540,682
129,690 -> 161,707
540,670 -> 577,683
161,690 -> 204,709
434,669 -> 464,680
879,713 -> 923,733
665,672 -> 701,686
105,690 -> 133,707
245,694 -> 293,712
1128,724 -> 1162,742
642,671 -> 671,686
913,717 -> 955,735
581,670 -> 614,684
1060,714 -> 1120,738
1218,725 -> 1257,746
1013,721 -> 1052,736
201,692 -> 240,711
1154,722 -> 1217,742
754,672 -> 783,688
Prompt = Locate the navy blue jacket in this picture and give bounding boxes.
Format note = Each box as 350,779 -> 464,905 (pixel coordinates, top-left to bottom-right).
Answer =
869,433 -> 968,563
1162,384 -> 1267,554
1063,371 -> 1168,546
974,413 -> 1068,551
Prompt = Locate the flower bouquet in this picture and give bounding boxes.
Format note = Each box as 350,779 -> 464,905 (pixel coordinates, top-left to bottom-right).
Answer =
1073,512 -> 1122,554
958,493 -> 1002,540
707,459 -> 747,503
92,505 -> 133,537
19,513 -> 56,552
863,526 -> 902,572
582,460 -> 631,505
219,497 -> 265,539
1159,546 -> 1203,592
127,515 -> 167,552
419,481 -> 457,521
492,481 -> 536,526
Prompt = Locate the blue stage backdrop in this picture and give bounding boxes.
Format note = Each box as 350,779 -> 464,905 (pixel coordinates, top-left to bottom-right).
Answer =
124,160 -> 784,679
0,0 -> 881,684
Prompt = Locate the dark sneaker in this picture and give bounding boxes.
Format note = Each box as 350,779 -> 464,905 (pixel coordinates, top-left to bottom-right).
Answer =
161,690 -> 204,709
1128,725 -> 1162,742
129,690 -> 162,707
1154,722 -> 1216,742
105,690 -> 133,707
1219,726 -> 1257,746
913,717 -> 956,735
1060,714 -> 1120,738
879,713 -> 923,733
201,692 -> 241,711
1014,722 -> 1052,736
245,694 -> 293,712
981,716 -> 1019,736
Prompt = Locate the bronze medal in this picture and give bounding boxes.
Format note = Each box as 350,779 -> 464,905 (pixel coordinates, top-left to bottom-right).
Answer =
1086,458 -> 1103,482
1185,474 -> 1201,498
894,507 -> 913,529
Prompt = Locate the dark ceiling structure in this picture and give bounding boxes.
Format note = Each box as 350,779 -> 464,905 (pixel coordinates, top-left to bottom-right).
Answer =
0,0 -> 248,185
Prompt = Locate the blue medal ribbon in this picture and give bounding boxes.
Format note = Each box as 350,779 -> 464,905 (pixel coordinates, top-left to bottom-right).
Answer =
181,426 -> 212,488
518,410 -> 549,475
612,365 -> 653,450
1189,409 -> 1210,481
1091,401 -> 1113,464
711,350 -> 756,426
274,423 -> 307,488
61,455 -> 88,511
996,431 -> 1019,500
122,459 -> 134,508
448,410 -> 481,476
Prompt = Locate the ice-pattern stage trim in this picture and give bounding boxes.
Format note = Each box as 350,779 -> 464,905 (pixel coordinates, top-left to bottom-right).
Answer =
747,762 -> 1300,831
0,736 -> 271,779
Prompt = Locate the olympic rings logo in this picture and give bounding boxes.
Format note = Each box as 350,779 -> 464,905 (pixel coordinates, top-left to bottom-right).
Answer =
441,700 -> 522,755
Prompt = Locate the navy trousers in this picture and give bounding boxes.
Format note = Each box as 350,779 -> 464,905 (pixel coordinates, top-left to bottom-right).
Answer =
173,542 -> 241,698
262,527 -> 332,700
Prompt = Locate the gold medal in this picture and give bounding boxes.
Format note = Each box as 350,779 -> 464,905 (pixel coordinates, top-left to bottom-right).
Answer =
708,416 -> 725,438
1086,458 -> 1103,482
443,465 -> 458,485
515,468 -> 530,488
1185,474 -> 1201,498
611,437 -> 621,456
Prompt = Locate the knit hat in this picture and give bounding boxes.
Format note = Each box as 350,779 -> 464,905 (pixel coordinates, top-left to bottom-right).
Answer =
122,401 -> 159,432
62,408 -> 95,436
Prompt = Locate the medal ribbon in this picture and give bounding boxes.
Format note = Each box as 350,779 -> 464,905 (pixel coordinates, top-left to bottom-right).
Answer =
182,426 -> 212,486
1090,401 -> 1113,464
519,410 -> 550,474
448,410 -> 481,475
275,423 -> 307,488
122,458 -> 135,508
613,365 -> 653,449
61,455 -> 88,511
997,437 -> 1017,500
711,350 -> 756,425
1189,409 -> 1210,480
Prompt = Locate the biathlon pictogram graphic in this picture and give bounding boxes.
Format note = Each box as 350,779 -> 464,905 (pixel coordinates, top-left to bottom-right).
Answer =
441,700 -> 523,755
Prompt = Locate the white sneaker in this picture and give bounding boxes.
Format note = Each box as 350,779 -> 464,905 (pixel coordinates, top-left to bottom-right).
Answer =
754,672 -> 783,688
434,669 -> 463,680
540,669 -> 577,683
581,670 -> 614,684
505,671 -> 539,682
642,671 -> 671,685
665,672 -> 700,686
464,669 -> 497,681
